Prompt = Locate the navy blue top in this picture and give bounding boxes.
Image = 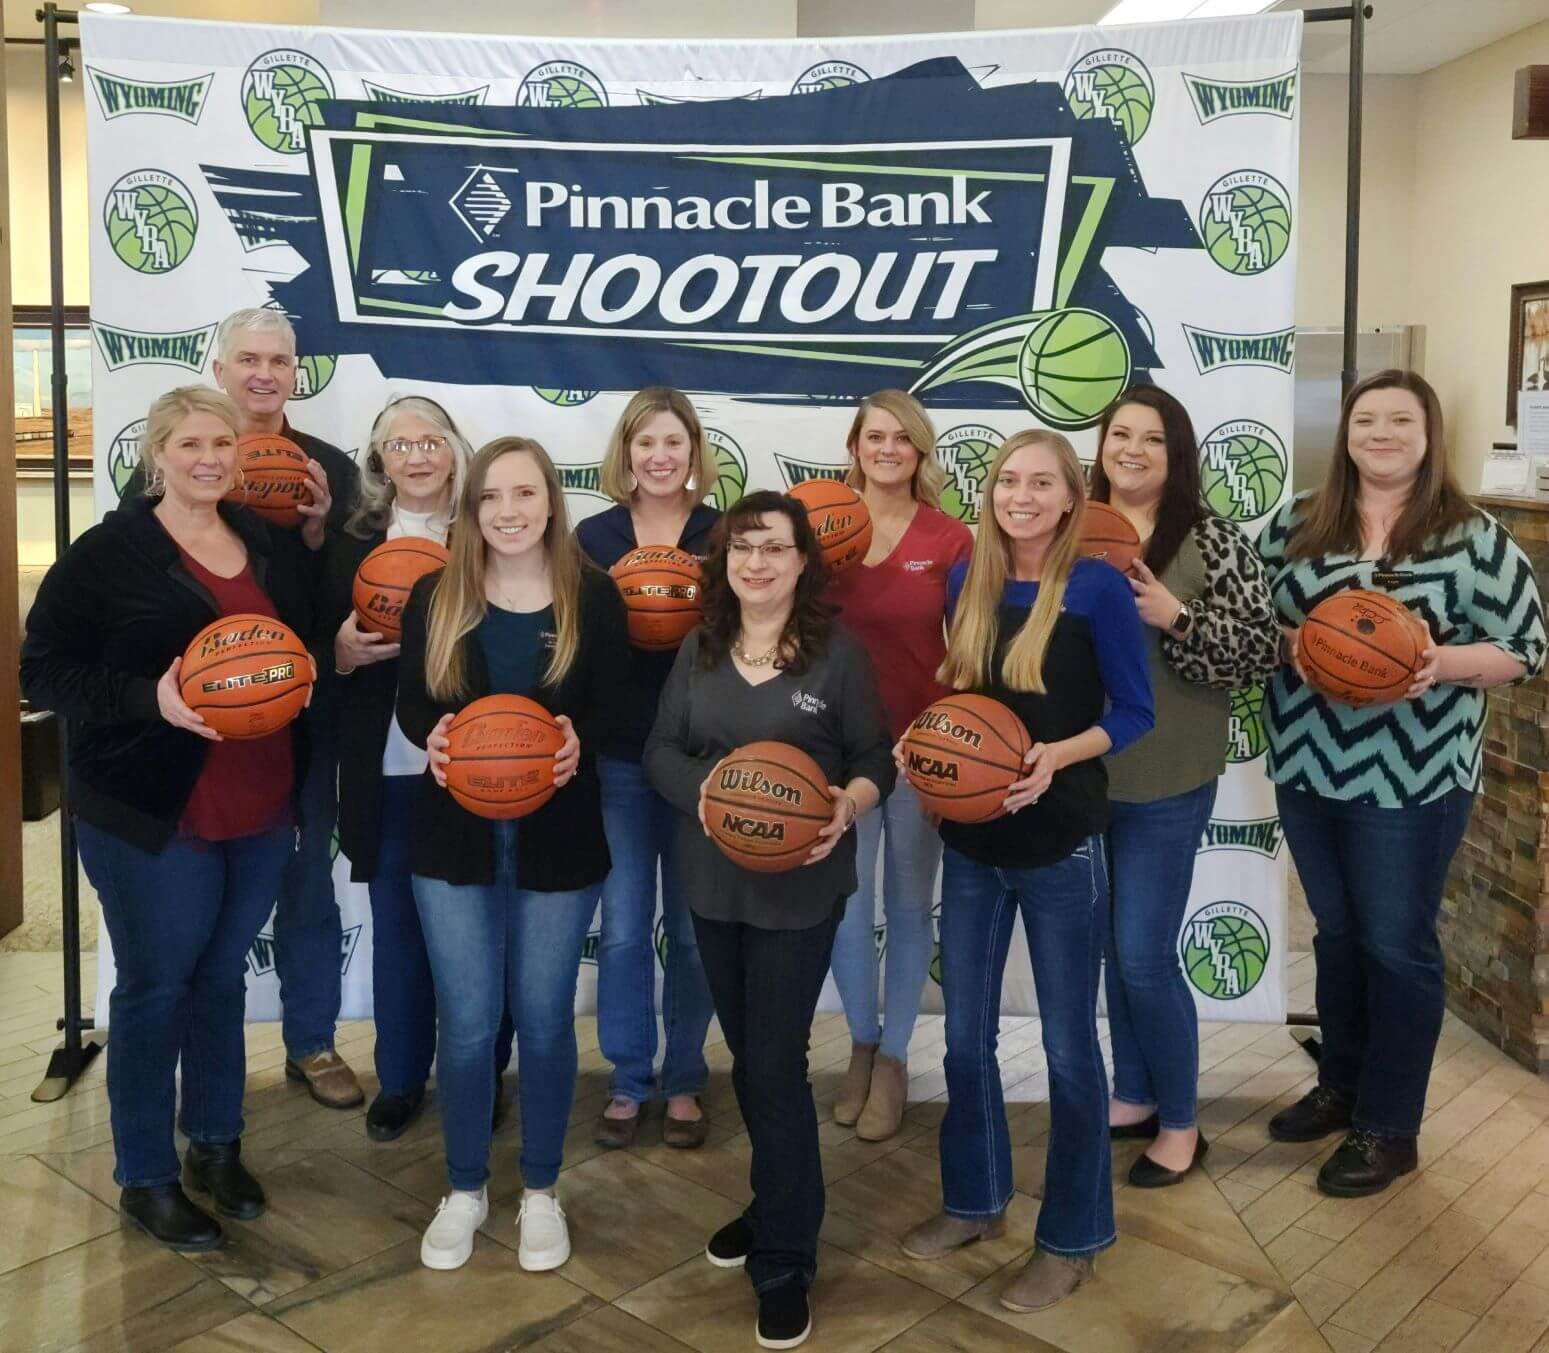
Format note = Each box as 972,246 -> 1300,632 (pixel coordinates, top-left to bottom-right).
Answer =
575,501 -> 721,761
476,604 -> 554,698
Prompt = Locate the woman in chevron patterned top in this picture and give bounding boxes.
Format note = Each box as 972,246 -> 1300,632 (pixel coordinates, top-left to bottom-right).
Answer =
1256,369 -> 1546,1199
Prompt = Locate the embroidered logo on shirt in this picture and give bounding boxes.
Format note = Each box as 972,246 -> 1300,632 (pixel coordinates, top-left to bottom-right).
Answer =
790,689 -> 828,714
901,558 -> 935,573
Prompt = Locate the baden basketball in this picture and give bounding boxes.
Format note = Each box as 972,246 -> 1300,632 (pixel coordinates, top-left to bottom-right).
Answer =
788,480 -> 873,572
901,693 -> 1031,823
1297,590 -> 1429,707
353,538 -> 449,642
179,613 -> 314,740
443,694 -> 565,820
1079,502 -> 1143,574
226,434 -> 311,527
704,741 -> 833,873
609,546 -> 702,651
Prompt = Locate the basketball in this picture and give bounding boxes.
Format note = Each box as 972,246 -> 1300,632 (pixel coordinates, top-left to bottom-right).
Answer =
1079,501 -> 1143,573
227,434 -> 311,527
609,546 -> 702,651
1297,590 -> 1429,706
704,741 -> 833,873
788,479 -> 873,572
900,694 -> 1031,823
353,538 -> 450,642
443,694 -> 565,820
179,613 -> 314,740
1017,308 -> 1132,428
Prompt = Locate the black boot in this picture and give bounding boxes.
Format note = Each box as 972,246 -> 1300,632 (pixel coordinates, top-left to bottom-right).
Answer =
120,1183 -> 224,1251
366,1089 -> 426,1143
1268,1085 -> 1354,1143
185,1140 -> 266,1220
1317,1129 -> 1418,1198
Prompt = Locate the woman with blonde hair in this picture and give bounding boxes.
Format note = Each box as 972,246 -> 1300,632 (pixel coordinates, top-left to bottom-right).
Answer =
396,437 -> 630,1273
826,391 -> 971,1140
900,430 -> 1152,1313
576,386 -> 720,1149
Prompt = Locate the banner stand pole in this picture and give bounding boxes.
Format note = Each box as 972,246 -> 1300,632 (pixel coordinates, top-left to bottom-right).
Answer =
30,2 -> 103,1105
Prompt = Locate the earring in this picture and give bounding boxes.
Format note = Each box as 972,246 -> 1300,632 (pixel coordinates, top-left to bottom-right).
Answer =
145,464 -> 165,496
684,474 -> 697,493
235,467 -> 247,493
626,472 -> 639,494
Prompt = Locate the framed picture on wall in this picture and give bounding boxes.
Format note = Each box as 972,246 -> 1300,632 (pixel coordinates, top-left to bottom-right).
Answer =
1508,281 -> 1549,426
13,305 -> 93,478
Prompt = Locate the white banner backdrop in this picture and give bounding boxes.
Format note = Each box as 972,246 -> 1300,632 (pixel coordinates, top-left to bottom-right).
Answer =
83,11 -> 1298,1028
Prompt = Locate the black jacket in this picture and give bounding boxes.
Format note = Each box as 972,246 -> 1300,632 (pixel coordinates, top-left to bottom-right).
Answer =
20,496 -> 316,853
395,565 -> 632,889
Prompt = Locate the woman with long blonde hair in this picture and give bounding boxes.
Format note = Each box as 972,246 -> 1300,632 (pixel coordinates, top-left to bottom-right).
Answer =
900,430 -> 1153,1314
396,437 -> 630,1275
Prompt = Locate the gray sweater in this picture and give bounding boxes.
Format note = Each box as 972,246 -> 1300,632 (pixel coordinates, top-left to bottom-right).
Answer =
644,624 -> 897,930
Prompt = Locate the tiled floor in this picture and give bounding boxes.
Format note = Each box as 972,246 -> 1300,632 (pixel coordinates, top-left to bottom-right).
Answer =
2,950 -> 1548,1352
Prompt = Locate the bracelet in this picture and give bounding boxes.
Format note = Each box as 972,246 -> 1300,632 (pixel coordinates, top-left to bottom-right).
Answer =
335,662 -> 356,676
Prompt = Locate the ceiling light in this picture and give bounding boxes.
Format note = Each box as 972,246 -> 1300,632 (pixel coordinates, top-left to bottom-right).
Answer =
59,56 -> 75,83
83,3 -> 133,13
1100,0 -> 1279,23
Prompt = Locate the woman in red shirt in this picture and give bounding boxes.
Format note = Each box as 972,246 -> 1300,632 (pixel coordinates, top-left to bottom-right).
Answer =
826,391 -> 972,1140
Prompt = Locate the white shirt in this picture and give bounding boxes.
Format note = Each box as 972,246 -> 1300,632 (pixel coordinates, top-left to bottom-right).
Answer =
381,503 -> 449,778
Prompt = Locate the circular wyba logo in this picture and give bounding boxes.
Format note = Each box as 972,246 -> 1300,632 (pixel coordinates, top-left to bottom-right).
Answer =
706,428 -> 749,512
1200,420 -> 1287,523
792,61 -> 869,95
1017,308 -> 1132,429
532,388 -> 597,407
110,418 -> 147,497
242,49 -> 334,154
1200,170 -> 1292,276
517,61 -> 608,109
292,355 -> 336,400
1064,49 -> 1155,146
937,424 -> 1002,525
104,170 -> 198,275
1181,901 -> 1271,1001
1226,684 -> 1268,764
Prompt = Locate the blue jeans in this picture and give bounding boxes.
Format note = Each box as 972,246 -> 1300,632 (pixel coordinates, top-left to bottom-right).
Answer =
78,818 -> 293,1188
413,821 -> 597,1192
830,777 -> 941,1061
937,841 -> 1114,1259
1104,781 -> 1217,1131
275,701 -> 343,1058
595,755 -> 712,1102
1276,785 -> 1473,1139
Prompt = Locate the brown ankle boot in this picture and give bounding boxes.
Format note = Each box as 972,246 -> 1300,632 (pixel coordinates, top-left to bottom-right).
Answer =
855,1053 -> 907,1141
999,1249 -> 1094,1312
833,1042 -> 876,1127
900,1210 -> 1007,1260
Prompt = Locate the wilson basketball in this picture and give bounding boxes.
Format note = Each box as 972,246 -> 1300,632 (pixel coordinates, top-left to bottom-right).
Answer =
1297,590 -> 1429,707
704,741 -> 833,873
443,694 -> 566,820
353,538 -> 449,642
901,693 -> 1031,823
179,613 -> 314,740
788,479 -> 873,572
609,546 -> 702,651
226,434 -> 311,528
1079,502 -> 1143,574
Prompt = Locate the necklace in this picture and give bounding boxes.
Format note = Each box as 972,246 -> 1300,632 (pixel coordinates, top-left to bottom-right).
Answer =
733,633 -> 780,667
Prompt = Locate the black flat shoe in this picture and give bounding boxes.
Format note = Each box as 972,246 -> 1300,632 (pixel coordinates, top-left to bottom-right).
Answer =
1317,1129 -> 1417,1198
1129,1131 -> 1209,1188
121,1183 -> 224,1251
1109,1113 -> 1160,1141
1269,1085 -> 1354,1143
706,1214 -> 752,1268
366,1089 -> 426,1143
756,1280 -> 811,1349
184,1141 -> 266,1220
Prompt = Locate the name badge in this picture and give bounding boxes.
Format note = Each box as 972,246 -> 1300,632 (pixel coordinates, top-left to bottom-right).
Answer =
1370,569 -> 1413,590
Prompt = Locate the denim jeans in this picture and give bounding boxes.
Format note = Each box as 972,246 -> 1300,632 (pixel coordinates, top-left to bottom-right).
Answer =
595,755 -> 713,1102
78,818 -> 293,1188
830,777 -> 941,1062
275,697 -> 343,1059
1276,784 -> 1473,1139
937,841 -> 1114,1259
693,907 -> 842,1293
413,820 -> 596,1191
1104,781 -> 1217,1131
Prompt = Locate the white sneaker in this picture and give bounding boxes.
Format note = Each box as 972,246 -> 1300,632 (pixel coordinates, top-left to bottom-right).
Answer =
517,1191 -> 571,1271
420,1189 -> 488,1271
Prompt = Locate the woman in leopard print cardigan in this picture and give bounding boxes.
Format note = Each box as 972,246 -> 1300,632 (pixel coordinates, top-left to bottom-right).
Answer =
1088,384 -> 1280,1189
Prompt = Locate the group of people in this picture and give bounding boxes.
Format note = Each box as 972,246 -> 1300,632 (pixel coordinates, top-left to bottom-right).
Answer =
20,304 -> 1547,1349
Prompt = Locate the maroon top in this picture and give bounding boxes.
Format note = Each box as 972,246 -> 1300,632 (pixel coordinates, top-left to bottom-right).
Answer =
177,548 -> 295,842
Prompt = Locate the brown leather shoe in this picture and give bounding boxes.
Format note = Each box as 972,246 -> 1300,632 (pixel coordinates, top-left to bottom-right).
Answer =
900,1210 -> 1007,1260
855,1053 -> 907,1141
285,1050 -> 364,1109
663,1099 -> 709,1150
999,1250 -> 1094,1312
833,1042 -> 876,1127
594,1100 -> 641,1149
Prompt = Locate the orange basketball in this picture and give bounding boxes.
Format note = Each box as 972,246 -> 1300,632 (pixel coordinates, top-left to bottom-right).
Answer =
901,694 -> 1031,823
609,546 -> 702,651
788,479 -> 873,573
353,538 -> 450,642
226,434 -> 311,528
179,613 -> 314,740
1297,590 -> 1429,707
1079,502 -> 1143,574
443,694 -> 565,820
704,741 -> 833,873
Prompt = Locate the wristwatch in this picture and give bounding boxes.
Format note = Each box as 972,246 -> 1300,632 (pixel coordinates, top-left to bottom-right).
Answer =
1170,602 -> 1195,637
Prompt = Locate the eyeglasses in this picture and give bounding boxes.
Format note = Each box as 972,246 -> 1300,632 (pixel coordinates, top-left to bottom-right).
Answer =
728,540 -> 796,562
380,435 -> 450,459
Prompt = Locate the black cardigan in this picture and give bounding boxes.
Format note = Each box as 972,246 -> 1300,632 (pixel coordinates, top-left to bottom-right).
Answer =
395,565 -> 632,889
20,496 -> 316,853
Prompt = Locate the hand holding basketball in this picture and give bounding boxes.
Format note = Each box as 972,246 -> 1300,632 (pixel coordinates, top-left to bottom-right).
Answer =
1280,624 -> 1309,683
1405,621 -> 1441,699
157,657 -> 220,740
553,715 -> 580,787
335,611 -> 400,672
1128,560 -> 1182,630
296,459 -> 331,551
806,788 -> 857,865
1005,741 -> 1061,813
426,712 -> 454,787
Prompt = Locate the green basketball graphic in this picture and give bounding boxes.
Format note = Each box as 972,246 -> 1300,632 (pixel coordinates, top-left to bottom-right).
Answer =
110,418 -> 146,497
707,430 -> 748,511
242,51 -> 333,154
937,425 -> 1003,525
104,172 -> 197,275
292,355 -> 336,400
1065,51 -> 1155,146
1200,420 -> 1287,522
1017,309 -> 1131,429
1226,684 -> 1268,764
532,388 -> 598,407
1200,171 -> 1292,276
518,62 -> 608,109
1182,904 -> 1270,1001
